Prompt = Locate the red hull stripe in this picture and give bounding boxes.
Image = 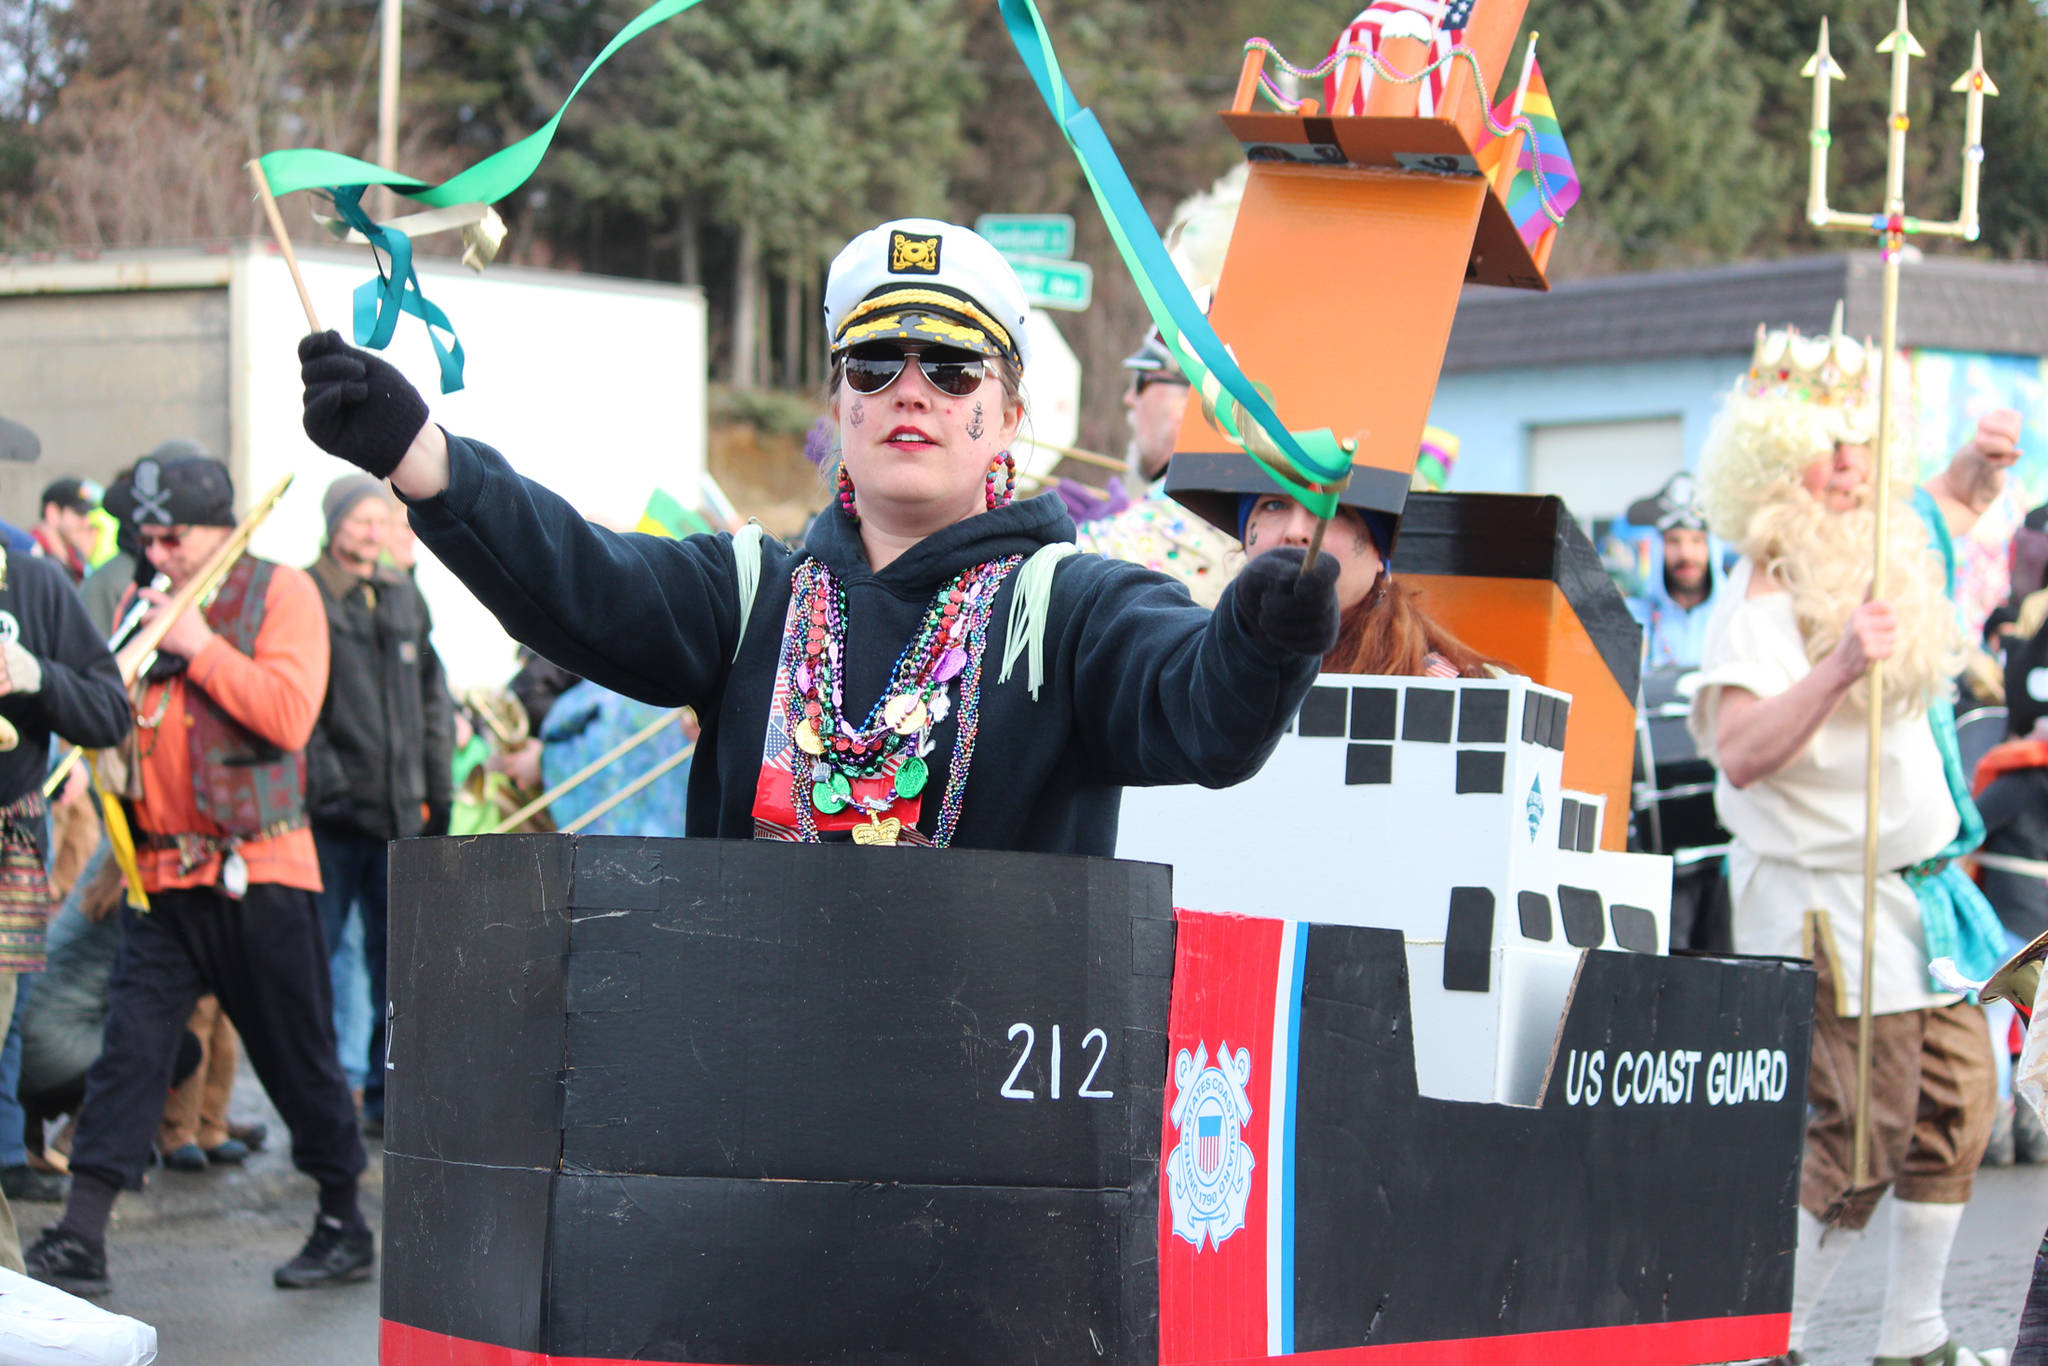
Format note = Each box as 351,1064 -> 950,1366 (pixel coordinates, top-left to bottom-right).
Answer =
381,1313 -> 1790,1366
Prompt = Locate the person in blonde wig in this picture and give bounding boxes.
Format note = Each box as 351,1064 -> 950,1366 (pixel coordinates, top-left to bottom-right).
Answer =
1687,324 -> 2020,1366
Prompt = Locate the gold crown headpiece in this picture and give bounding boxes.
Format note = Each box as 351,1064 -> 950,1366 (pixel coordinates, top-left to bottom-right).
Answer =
1739,306 -> 1876,409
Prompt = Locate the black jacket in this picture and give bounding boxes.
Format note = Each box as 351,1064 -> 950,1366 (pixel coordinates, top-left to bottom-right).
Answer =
405,433 -> 1317,854
306,553 -> 455,841
1978,757 -> 2048,940
0,549 -> 129,819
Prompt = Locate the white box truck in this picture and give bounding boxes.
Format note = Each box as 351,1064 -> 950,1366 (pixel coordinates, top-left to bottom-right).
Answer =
0,242 -> 707,688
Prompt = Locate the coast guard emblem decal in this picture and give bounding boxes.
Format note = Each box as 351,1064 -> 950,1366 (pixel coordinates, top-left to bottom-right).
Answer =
1166,1042 -> 1255,1250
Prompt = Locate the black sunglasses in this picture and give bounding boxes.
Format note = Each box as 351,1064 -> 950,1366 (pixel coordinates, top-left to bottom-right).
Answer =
843,343 -> 987,398
139,527 -> 186,551
1129,371 -> 1190,397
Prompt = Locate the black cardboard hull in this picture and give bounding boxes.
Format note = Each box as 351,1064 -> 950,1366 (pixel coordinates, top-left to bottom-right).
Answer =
381,837 -> 1810,1366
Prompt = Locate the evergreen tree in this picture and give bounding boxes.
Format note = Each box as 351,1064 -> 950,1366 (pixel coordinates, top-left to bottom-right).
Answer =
1534,0 -> 1780,271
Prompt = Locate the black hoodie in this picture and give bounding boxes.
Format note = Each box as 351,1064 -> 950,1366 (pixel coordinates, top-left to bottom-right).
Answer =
406,433 -> 1317,854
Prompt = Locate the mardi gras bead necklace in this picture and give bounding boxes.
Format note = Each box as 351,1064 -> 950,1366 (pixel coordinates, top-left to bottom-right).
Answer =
786,556 -> 1013,820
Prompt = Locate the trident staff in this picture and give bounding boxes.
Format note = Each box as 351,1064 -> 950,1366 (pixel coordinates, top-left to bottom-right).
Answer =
1800,0 -> 1996,1191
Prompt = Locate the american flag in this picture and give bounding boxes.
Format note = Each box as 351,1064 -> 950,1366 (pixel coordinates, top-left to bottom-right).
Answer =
1198,1112 -> 1223,1173
1323,0 -> 1474,118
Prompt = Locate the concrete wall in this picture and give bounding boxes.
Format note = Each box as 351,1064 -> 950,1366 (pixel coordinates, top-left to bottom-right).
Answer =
1425,353 -> 1748,499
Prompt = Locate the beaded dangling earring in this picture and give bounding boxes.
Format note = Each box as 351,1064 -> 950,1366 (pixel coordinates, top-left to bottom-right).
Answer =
985,449 -> 1017,512
836,461 -> 860,526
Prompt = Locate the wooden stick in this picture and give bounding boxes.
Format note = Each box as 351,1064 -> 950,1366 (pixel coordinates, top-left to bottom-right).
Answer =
490,709 -> 684,835
1299,516 -> 1330,581
1016,435 -> 1126,475
1852,237 -> 1906,1191
246,158 -> 322,332
560,743 -> 696,834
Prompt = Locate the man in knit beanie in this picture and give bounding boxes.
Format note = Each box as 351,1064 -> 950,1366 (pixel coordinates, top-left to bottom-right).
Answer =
304,473 -> 454,1139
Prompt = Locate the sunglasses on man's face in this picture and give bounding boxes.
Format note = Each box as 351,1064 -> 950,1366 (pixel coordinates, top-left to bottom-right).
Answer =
1129,371 -> 1190,398
843,344 -> 987,398
139,528 -> 186,551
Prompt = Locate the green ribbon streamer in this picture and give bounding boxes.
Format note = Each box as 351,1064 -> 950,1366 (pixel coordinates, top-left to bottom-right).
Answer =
258,0 -> 1354,512
257,0 -> 705,390
258,0 -> 705,205
997,0 -> 1350,518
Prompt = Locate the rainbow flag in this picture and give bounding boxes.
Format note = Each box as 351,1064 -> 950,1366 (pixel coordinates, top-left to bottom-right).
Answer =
634,487 -> 713,540
1475,55 -> 1580,248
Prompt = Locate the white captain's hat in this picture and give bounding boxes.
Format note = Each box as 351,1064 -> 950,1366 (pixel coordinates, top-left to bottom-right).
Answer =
823,218 -> 1032,370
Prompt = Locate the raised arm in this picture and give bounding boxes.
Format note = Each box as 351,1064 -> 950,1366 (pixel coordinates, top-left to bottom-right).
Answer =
298,332 -> 746,709
403,435 -> 744,708
1923,409 -> 2022,540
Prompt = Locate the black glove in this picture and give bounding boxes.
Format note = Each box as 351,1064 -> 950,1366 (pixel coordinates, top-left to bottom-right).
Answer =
299,330 -> 430,478
422,801 -> 452,839
1234,546 -> 1342,657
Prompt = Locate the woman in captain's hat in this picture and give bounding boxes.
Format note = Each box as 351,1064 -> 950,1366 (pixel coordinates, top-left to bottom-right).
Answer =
295,218 -> 1340,850
1167,436 -> 1493,680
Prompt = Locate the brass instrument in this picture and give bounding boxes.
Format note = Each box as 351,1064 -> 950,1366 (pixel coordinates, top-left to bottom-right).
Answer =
113,473 -> 295,684
1983,925 -> 2048,1015
455,686 -> 551,834
489,708 -> 686,835
45,477 -> 294,800
48,474 -> 294,911
461,685 -> 531,749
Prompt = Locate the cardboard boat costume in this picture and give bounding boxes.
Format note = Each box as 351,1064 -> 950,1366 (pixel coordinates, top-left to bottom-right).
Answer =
399,221 -> 1324,853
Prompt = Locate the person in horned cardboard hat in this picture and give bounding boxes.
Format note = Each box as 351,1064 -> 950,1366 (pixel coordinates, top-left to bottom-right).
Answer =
294,217 -> 1339,854
1686,324 -> 2020,1366
1167,432 -> 1492,679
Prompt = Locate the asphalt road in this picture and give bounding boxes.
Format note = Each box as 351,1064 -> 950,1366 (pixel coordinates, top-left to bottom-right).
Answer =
19,1067 -> 2047,1366
1804,1162 -> 2048,1366
5,1065 -> 382,1366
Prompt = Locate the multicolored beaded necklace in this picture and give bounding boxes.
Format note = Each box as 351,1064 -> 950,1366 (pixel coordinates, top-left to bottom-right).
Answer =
780,554 -> 1018,844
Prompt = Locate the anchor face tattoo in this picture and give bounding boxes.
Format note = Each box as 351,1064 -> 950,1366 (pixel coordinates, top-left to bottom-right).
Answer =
850,400 -> 865,428
967,401 -> 985,441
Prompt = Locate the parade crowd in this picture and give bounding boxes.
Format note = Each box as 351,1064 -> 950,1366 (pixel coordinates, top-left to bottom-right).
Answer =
0,453 -> 695,1304
0,208 -> 2045,1366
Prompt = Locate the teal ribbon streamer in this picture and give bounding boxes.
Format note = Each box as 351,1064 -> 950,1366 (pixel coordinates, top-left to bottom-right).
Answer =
1907,488 -> 2007,987
327,187 -> 466,393
260,0 -> 1353,493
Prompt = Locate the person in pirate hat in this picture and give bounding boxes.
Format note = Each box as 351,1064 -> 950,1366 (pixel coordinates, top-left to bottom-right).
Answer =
296,217 -> 1340,853
1166,435 -> 1491,679
25,446 -> 373,1298
1623,471 -> 1727,672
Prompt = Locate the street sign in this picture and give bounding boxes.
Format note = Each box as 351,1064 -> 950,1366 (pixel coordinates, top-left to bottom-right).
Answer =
1010,255 -> 1093,312
975,214 -> 1076,261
